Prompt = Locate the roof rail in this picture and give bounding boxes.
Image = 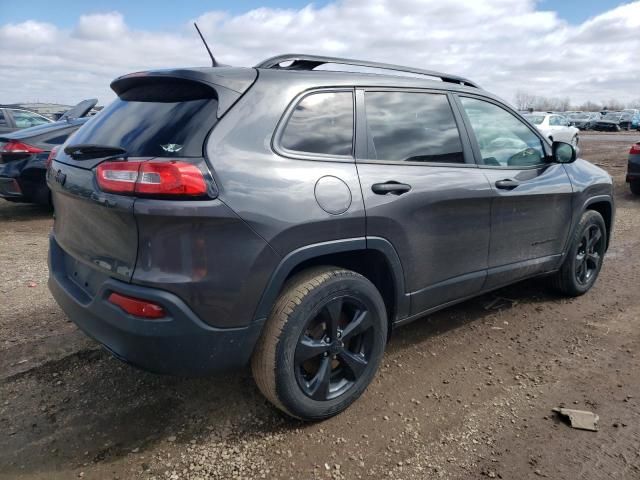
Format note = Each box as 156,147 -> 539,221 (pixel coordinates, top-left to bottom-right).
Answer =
255,54 -> 479,88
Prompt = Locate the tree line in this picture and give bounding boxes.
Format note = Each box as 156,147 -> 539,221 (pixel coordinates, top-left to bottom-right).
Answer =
514,90 -> 640,112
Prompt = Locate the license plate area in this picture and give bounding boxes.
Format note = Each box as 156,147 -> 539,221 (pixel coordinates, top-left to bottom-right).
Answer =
63,254 -> 109,298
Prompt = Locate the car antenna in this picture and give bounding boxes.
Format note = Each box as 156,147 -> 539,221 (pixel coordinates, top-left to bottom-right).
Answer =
194,22 -> 218,67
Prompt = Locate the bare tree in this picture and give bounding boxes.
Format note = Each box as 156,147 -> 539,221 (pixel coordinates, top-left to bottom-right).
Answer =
627,98 -> 640,109
603,99 -> 624,111
577,101 -> 602,112
514,90 -> 537,110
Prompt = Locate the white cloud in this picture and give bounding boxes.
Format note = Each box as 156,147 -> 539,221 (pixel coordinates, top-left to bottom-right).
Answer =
0,0 -> 638,106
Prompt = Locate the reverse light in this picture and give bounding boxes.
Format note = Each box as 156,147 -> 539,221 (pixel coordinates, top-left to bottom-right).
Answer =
107,292 -> 166,319
0,140 -> 44,154
96,160 -> 207,197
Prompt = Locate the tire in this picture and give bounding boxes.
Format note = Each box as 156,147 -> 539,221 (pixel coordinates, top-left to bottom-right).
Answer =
630,182 -> 640,196
551,210 -> 607,297
252,266 -> 387,421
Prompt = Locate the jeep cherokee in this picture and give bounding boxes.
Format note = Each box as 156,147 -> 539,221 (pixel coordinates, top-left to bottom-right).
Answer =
47,54 -> 614,420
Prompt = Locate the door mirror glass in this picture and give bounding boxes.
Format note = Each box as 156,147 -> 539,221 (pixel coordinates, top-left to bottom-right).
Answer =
552,141 -> 576,164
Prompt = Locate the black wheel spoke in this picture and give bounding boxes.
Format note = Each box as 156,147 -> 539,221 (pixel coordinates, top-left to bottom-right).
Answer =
588,228 -> 602,250
341,310 -> 372,342
337,350 -> 368,380
322,298 -> 343,341
308,357 -> 332,400
587,252 -> 600,268
295,336 -> 330,363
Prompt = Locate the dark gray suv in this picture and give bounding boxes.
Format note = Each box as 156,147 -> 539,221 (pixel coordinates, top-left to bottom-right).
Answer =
47,55 -> 614,420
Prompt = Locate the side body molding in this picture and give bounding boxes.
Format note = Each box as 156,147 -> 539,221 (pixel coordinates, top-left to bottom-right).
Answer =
252,236 -> 409,324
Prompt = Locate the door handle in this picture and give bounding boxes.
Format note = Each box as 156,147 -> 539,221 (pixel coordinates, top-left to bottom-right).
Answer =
495,179 -> 520,190
371,181 -> 411,195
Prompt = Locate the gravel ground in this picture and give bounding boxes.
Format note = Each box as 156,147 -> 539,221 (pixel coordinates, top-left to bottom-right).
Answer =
1,130 -> 639,479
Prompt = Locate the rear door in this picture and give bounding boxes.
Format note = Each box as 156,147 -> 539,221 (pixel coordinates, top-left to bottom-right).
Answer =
356,89 -> 493,315
455,95 -> 573,288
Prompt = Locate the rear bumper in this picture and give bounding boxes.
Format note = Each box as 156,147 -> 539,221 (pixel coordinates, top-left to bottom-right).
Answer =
48,236 -> 264,375
0,161 -> 50,204
0,176 -> 22,198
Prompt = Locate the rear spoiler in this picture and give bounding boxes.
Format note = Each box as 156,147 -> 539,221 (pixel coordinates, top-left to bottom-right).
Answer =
110,67 -> 257,118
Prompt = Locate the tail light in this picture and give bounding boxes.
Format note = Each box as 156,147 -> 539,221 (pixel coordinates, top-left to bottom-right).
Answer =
96,160 -> 208,197
0,140 -> 44,154
46,146 -> 60,169
630,144 -> 640,155
108,292 -> 166,319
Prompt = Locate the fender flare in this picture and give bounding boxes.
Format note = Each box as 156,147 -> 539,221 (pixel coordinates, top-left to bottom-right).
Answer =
562,194 -> 614,255
581,194 -> 614,249
252,236 -> 409,323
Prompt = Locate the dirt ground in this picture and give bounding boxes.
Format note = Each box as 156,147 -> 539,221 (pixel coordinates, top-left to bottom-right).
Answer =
1,131 -> 639,480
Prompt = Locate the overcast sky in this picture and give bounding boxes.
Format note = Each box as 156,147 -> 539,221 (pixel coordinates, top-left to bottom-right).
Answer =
1,0 -> 638,106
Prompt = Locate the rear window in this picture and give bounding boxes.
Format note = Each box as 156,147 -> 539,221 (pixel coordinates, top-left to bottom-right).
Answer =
67,96 -> 218,157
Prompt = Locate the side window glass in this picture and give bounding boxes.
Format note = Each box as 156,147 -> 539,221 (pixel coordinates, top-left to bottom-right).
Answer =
280,91 -> 353,156
0,111 -> 7,127
364,91 -> 465,163
12,111 -> 50,128
460,97 -> 545,167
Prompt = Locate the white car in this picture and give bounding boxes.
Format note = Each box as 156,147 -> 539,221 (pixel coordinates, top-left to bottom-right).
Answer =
524,113 -> 580,146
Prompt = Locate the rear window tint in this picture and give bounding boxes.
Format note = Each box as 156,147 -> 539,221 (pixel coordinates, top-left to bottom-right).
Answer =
280,91 -> 353,157
67,97 -> 218,157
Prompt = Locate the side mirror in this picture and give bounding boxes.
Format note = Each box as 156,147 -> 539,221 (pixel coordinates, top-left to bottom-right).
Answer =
552,141 -> 577,164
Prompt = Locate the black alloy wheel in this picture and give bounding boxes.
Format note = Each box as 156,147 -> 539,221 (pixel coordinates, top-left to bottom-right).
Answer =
574,224 -> 604,286
294,296 -> 374,401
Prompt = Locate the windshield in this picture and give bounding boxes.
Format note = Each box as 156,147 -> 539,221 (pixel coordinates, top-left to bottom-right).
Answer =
602,112 -> 622,120
524,115 -> 545,125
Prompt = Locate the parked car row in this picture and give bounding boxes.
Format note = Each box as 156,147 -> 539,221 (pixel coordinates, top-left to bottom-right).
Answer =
0,99 -> 97,205
593,111 -> 638,132
519,110 -> 640,132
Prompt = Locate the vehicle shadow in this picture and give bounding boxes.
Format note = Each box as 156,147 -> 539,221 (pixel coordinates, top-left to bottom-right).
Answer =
388,276 -> 561,353
0,276 -> 561,475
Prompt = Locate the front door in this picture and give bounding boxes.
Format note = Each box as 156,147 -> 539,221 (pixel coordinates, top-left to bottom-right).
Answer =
456,95 -> 574,289
356,89 -> 493,315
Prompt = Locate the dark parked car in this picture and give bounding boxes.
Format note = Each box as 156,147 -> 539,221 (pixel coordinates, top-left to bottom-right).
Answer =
0,107 -> 52,134
0,99 -> 97,205
627,142 -> 640,195
593,111 -> 633,131
47,55 -> 614,420
568,112 -> 601,130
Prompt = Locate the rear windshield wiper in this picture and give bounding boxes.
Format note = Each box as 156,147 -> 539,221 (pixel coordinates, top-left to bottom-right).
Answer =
64,144 -> 128,160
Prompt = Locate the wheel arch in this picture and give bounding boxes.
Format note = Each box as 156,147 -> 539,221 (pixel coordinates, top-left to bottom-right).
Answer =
252,237 -> 409,334
582,196 -> 614,250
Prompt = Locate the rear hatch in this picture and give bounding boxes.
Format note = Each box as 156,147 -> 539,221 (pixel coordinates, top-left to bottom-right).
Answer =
49,68 -> 256,283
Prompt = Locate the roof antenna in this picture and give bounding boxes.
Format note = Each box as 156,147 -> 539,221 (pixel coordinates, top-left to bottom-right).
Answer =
194,22 -> 218,67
